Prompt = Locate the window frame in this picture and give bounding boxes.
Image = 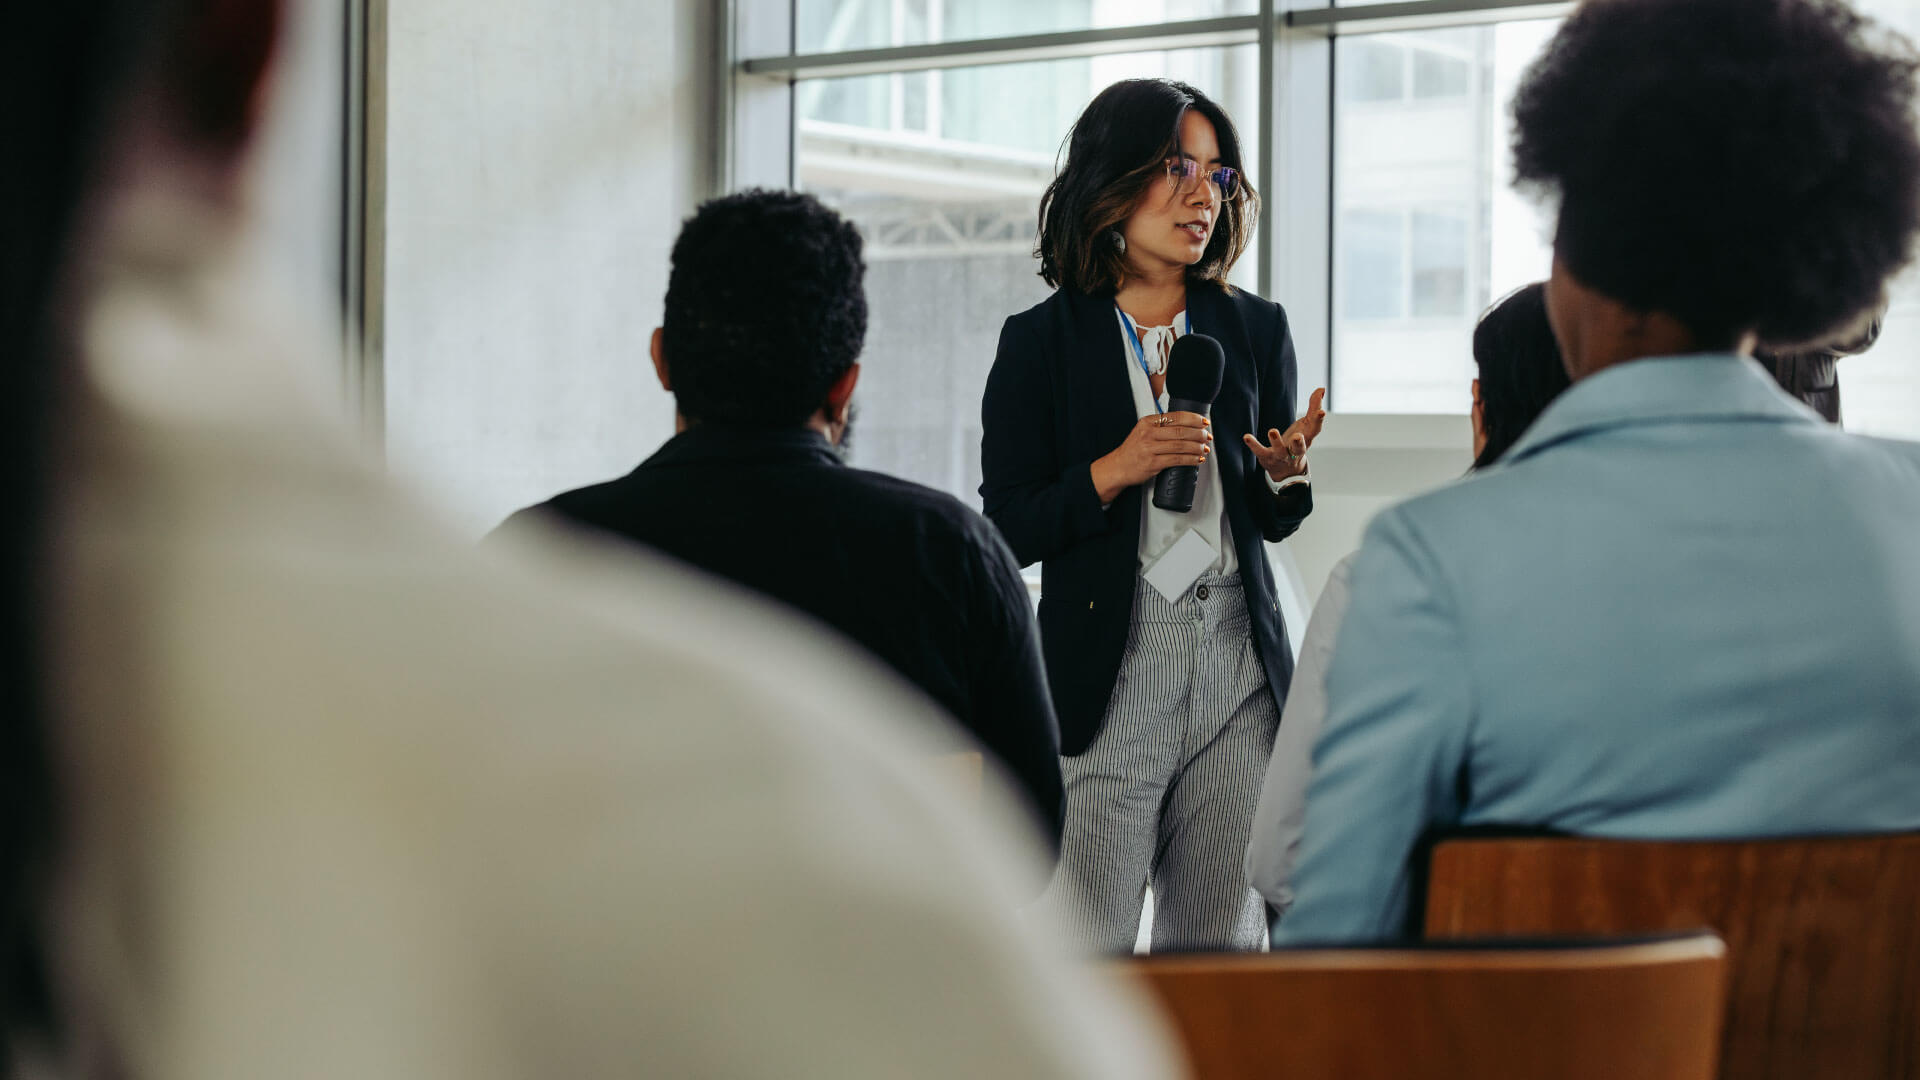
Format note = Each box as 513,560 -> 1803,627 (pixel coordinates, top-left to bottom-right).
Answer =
724,0 -> 1573,428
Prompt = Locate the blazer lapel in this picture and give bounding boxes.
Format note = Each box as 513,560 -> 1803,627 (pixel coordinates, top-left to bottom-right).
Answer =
1065,289 -> 1142,463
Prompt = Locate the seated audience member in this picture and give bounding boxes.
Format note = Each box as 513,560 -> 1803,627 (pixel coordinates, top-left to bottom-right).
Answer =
495,191 -> 1064,849
1246,282 -> 1569,918
1276,0 -> 1920,945
5,2 -> 1180,1076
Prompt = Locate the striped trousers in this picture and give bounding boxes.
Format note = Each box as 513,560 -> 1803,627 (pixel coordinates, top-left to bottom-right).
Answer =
1040,571 -> 1280,953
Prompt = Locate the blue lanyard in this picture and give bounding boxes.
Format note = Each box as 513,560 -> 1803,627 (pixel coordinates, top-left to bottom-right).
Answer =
1116,306 -> 1193,414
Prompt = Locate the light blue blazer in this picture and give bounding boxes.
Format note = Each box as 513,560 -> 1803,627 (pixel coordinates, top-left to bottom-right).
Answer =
1275,354 -> 1920,945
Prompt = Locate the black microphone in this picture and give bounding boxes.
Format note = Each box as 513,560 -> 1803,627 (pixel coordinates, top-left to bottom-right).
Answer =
1152,333 -> 1226,514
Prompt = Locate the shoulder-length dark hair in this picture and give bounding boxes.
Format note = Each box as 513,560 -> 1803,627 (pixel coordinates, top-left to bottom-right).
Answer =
1036,78 -> 1259,295
1471,282 -> 1571,470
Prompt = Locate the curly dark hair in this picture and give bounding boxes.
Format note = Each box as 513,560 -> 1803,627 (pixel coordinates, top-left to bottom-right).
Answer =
1473,282 -> 1570,470
661,190 -> 868,427
1512,0 -> 1920,346
1037,78 -> 1258,295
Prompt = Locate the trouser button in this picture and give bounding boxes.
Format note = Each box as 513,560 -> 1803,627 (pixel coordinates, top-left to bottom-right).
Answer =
1196,584 -> 1211,602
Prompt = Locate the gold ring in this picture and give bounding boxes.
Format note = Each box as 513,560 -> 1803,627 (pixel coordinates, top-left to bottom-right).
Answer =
1157,415 -> 1172,427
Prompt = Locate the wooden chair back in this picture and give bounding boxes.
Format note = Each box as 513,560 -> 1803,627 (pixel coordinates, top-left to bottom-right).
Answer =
1423,834 -> 1920,1080
1124,935 -> 1726,1080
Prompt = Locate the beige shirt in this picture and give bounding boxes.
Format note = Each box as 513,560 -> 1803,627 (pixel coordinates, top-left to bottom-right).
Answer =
1245,553 -> 1357,915
39,194 -> 1182,1080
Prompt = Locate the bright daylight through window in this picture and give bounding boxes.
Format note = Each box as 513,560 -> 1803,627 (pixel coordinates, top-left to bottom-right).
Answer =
767,0 -> 1920,513
797,34 -> 1258,502
1331,20 -> 1558,413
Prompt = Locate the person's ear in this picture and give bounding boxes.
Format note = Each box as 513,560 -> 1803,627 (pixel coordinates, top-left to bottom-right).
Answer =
824,363 -> 861,418
1470,378 -> 1487,450
174,0 -> 286,151
650,328 -> 672,391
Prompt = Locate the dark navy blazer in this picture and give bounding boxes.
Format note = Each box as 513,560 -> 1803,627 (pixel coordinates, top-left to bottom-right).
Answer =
979,282 -> 1313,756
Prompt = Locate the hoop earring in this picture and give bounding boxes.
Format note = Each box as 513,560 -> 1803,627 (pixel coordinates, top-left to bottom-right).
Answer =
1109,229 -> 1127,255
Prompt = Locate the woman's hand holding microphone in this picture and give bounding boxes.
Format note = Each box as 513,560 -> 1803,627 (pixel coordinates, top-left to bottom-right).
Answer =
1090,412 -> 1212,505
1089,387 -> 1326,504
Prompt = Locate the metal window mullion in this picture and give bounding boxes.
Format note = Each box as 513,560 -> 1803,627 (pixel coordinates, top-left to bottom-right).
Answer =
1269,16 -> 1334,412
789,0 -> 800,188
743,14 -> 1264,79
344,0 -> 387,452
1322,28 -> 1336,411
1256,0 -> 1276,302
741,2 -> 1571,78
1287,0 -> 1571,34
726,0 -> 798,192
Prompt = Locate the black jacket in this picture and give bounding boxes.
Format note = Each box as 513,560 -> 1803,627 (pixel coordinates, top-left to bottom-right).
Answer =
980,283 -> 1312,756
1755,312 -> 1884,424
497,426 -> 1065,851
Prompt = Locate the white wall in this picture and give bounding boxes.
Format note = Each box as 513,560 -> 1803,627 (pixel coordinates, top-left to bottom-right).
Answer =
1282,413 -> 1474,609
381,0 -> 717,536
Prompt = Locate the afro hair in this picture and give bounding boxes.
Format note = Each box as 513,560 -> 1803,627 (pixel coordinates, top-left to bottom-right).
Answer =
1512,0 -> 1920,346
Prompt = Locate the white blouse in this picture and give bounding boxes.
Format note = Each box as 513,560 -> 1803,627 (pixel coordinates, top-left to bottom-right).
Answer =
1115,308 -> 1237,577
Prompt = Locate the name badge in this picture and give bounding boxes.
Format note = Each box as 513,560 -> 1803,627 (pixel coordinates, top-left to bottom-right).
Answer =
1144,528 -> 1216,603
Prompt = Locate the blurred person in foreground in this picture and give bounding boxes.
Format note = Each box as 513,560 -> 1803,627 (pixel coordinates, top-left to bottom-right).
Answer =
0,2 -> 1181,1077
1245,282 -> 1570,921
1277,0 -> 1920,945
496,191 -> 1064,853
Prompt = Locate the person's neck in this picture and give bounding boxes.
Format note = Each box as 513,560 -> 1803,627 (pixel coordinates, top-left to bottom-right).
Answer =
1113,263 -> 1188,328
674,412 -> 837,441
1564,321 -> 1755,382
803,411 -> 835,440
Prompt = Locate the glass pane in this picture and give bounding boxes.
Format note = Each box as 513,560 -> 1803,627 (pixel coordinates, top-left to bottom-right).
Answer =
1411,50 -> 1470,99
811,74 -> 890,128
798,46 -> 1261,504
1332,20 -> 1559,414
1411,209 -> 1468,317
796,0 -> 1256,54
1339,39 -> 1405,103
1340,209 -> 1405,320
799,0 -> 898,52
900,71 -> 931,131
1837,0 -> 1920,440
902,0 -> 932,43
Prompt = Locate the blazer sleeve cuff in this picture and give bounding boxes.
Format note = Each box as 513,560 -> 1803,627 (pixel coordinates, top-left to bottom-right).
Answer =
1262,466 -> 1311,494
1271,480 -> 1313,525
1065,460 -> 1110,535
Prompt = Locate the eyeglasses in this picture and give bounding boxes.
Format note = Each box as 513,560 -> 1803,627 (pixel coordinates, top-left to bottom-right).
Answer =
1165,157 -> 1241,199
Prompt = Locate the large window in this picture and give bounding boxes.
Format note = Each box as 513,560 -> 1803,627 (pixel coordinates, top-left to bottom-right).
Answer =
1837,0 -> 1920,440
798,43 -> 1259,500
795,0 -> 1256,54
1330,20 -> 1557,414
735,0 -> 1920,514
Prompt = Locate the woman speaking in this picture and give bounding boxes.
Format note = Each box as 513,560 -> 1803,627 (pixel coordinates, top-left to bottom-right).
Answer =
981,78 -> 1326,952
